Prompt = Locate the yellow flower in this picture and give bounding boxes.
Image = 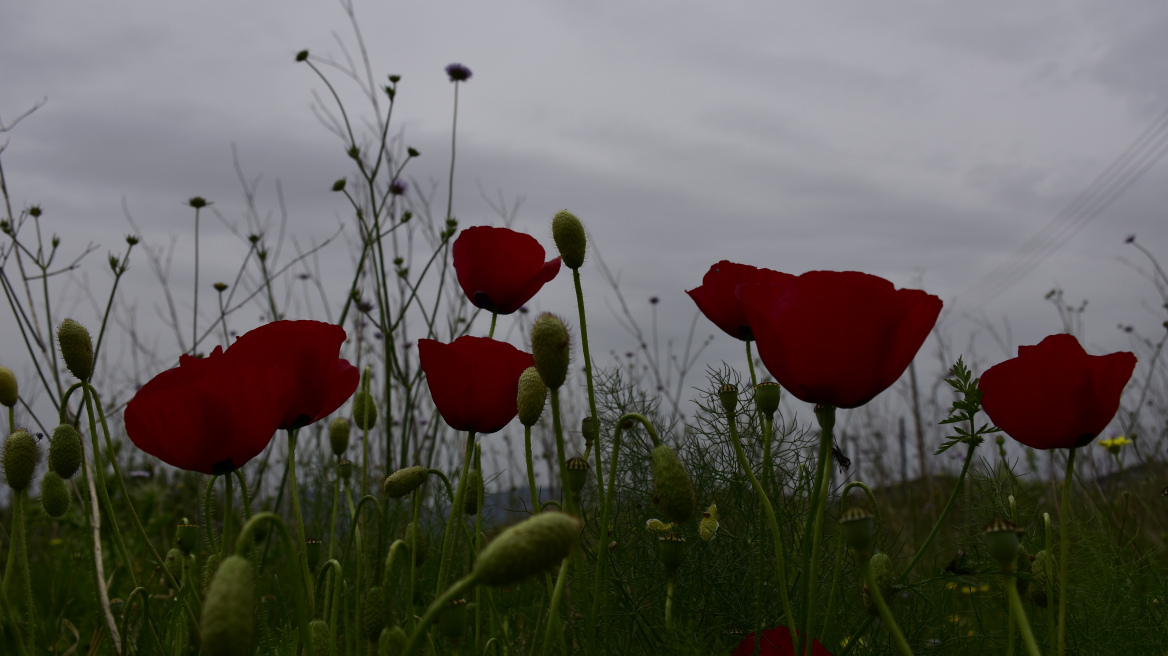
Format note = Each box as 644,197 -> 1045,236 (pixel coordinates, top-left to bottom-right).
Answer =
645,519 -> 674,533
1099,435 -> 1131,455
699,503 -> 719,541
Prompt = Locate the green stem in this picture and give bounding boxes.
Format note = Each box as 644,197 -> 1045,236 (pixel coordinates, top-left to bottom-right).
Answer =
404,574 -> 479,656
487,312 -> 497,338
408,487 -> 421,634
233,512 -> 313,651
821,483 -> 878,643
862,559 -> 914,656
222,471 -> 234,562
1044,513 -> 1054,650
0,564 -> 28,656
525,425 -> 539,514
437,432 -> 476,594
16,491 -> 38,645
1007,568 -> 1043,656
540,558 -> 571,656
665,574 -> 675,632
801,404 -> 836,656
286,429 -> 316,616
1057,448 -> 1076,656
548,388 -> 574,516
572,269 -> 602,511
204,475 -> 220,555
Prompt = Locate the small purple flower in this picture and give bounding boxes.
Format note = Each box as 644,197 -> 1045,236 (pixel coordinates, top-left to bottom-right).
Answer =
445,63 -> 472,82
389,179 -> 408,196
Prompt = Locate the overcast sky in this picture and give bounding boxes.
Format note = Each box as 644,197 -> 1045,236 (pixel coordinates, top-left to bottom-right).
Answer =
3,1 -> 1168,483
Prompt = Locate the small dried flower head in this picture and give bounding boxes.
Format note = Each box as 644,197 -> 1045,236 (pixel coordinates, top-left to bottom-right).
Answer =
331,178 -> 347,192
29,205 -> 42,217
389,179 -> 408,196
3,429 -> 39,491
295,49 -> 309,62
407,146 -> 420,157
0,366 -> 18,408
126,234 -> 140,245
983,519 -> 1025,567
445,63 -> 473,82
213,282 -> 229,293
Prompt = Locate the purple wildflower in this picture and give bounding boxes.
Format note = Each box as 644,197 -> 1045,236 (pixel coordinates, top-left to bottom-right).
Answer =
445,63 -> 472,82
389,179 -> 408,196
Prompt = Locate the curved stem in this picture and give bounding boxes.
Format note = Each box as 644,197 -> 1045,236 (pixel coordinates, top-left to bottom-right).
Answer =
1057,448 -> 1076,656
540,558 -> 571,656
437,431 -> 476,594
863,559 -> 914,656
1006,568 -> 1043,656
573,269 -> 603,511
408,487 -> 421,633
234,512 -> 313,650
404,573 -> 479,656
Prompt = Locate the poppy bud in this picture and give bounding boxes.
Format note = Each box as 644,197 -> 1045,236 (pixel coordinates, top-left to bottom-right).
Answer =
176,523 -> 199,556
516,367 -> 547,427
531,314 -> 570,389
0,366 -> 17,408
581,416 -> 599,447
379,626 -> 407,656
310,620 -> 331,656
329,418 -> 350,457
1030,550 -> 1058,608
658,534 -> 686,574
473,512 -> 582,586
364,586 -> 387,641
403,521 -> 429,565
983,519 -> 1024,568
3,429 -> 39,491
352,391 -> 377,430
201,555 -> 254,656
41,470 -> 70,517
650,443 -> 697,524
202,553 -> 221,594
383,466 -> 428,498
718,383 -> 738,414
565,457 -> 588,495
551,210 -> 587,270
165,547 -> 184,582
57,319 -> 94,381
464,468 -> 483,516
839,506 -> 876,557
305,540 -> 322,569
49,424 -> 82,479
438,598 -> 468,639
863,552 -> 895,617
754,382 -> 781,418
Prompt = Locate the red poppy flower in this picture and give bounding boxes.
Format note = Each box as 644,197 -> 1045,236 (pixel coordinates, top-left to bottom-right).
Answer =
418,336 -> 534,434
686,260 -> 794,341
979,333 -> 1136,450
225,320 -> 360,430
736,271 -> 942,409
453,226 -> 561,315
731,626 -> 833,656
125,346 -> 291,474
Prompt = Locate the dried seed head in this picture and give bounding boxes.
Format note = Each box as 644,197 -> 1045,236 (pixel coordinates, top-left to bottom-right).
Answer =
383,466 -> 428,499
57,319 -> 94,381
201,555 -> 255,656
438,598 -> 469,639
516,367 -> 548,427
3,429 -> 39,492
41,470 -> 70,518
581,416 -> 599,446
473,512 -> 582,586
983,519 -> 1024,568
754,382 -> 781,417
49,424 -> 82,479
175,523 -> 199,556
658,534 -> 686,574
551,210 -> 587,270
565,457 -> 588,495
839,506 -> 877,556
305,540 -> 323,569
718,383 -> 738,414
338,459 -> 353,480
650,443 -> 697,524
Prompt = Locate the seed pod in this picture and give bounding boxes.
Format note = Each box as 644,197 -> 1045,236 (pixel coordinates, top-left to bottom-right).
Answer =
305,540 -> 322,569
352,391 -> 378,431
650,443 -> 697,525
754,382 -> 781,418
658,534 -> 686,574
531,314 -> 570,390
378,626 -> 408,656
49,424 -> 83,479
329,418 -> 350,457
718,383 -> 738,414
464,468 -> 483,516
403,522 -> 429,566
41,470 -> 70,517
581,416 -> 599,447
863,552 -> 895,617
201,555 -> 254,656
473,512 -> 582,586
338,459 -> 353,480
310,619 -> 331,656
0,366 -> 17,408
983,519 -> 1024,568
3,429 -> 39,492
839,506 -> 876,557
175,523 -> 200,556
383,466 -> 428,499
551,210 -> 587,270
565,457 -> 588,495
516,367 -> 548,427
57,319 -> 94,381
164,547 -> 184,582
438,598 -> 468,639
364,586 -> 387,642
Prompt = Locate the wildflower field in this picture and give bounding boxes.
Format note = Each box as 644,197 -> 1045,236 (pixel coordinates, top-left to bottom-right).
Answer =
2,13 -> 1168,656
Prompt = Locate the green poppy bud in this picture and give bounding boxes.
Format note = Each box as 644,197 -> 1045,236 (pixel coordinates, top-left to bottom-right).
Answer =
531,314 -> 570,390
383,466 -> 428,499
0,366 -> 17,408
983,519 -> 1024,568
657,534 -> 686,574
202,553 -> 221,594
581,416 -> 599,447
650,443 -> 697,525
310,619 -> 331,656
516,367 -> 548,427
551,210 -> 587,270
839,506 -> 876,557
364,586 -> 387,642
565,457 -> 588,495
378,626 -> 407,656
165,547 -> 184,582
3,429 -> 39,492
718,383 -> 738,414
403,522 -> 429,566
863,552 -> 895,617
473,512 -> 582,586
438,598 -> 468,639
176,523 -> 199,556
49,424 -> 82,479
754,382 -> 781,417
1030,550 -> 1057,608
329,418 -> 350,457
57,319 -> 94,381
41,470 -> 70,518
305,540 -> 322,569
463,468 -> 483,516
201,555 -> 254,656
352,391 -> 377,431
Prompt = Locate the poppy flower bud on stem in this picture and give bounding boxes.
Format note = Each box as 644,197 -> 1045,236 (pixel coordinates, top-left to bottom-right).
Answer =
49,424 -> 82,479
365,586 -> 388,641
379,626 -> 407,656
41,470 -> 70,517
383,466 -> 428,499
532,314 -> 570,390
352,390 -> 377,431
551,210 -> 587,270
516,367 -> 547,427
329,418 -> 350,457
57,319 -> 94,381
472,512 -> 582,586
581,416 -> 598,447
310,620 -> 330,656
651,443 -> 697,525
0,365 -> 17,408
201,554 -> 254,656
3,429 -> 39,492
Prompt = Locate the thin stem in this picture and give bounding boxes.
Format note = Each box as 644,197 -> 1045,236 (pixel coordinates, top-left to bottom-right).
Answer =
573,269 -> 603,511
1007,568 -> 1043,656
487,312 -> 497,339
404,574 -> 479,656
862,559 -> 914,656
525,425 -> 539,515
192,206 -> 200,351
222,471 -> 234,563
540,558 -> 571,656
436,431 -> 476,594
1044,513 -> 1055,650
287,429 -> 317,615
15,492 -> 38,645
665,575 -> 675,632
1057,448 -> 1076,656
801,404 -> 836,656
549,388 -> 573,515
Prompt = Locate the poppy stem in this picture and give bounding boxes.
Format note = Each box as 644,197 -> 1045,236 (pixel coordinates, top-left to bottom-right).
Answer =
222,471 -> 234,563
1044,512 -> 1055,650
572,268 -> 603,509
408,485 -> 422,634
800,404 -> 836,656
286,429 -> 316,616
540,557 -> 571,656
1005,564 -> 1043,656
548,388 -> 574,515
524,425 -> 539,515
437,431 -> 476,595
665,573 -> 675,632
488,312 -> 497,339
862,557 -> 914,656
404,573 -> 479,656
1057,448 -> 1076,656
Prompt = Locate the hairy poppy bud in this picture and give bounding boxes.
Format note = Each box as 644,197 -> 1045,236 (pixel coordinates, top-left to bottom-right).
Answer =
310,619 -> 331,656
49,424 -> 82,479
863,552 -> 895,617
531,314 -> 570,389
202,553 -> 221,594
305,540 -> 322,569
379,626 -> 407,656
364,586 -> 387,641
165,547 -> 184,582
201,555 -> 254,656
383,466 -> 428,499
840,506 -> 877,557
718,383 -> 738,414
473,512 -> 582,586
581,416 -> 599,446
565,457 -> 588,495
754,382 -> 781,417
41,470 -> 70,517
176,523 -> 199,556
352,391 -> 377,430
4,429 -> 39,491
658,534 -> 686,574
0,366 -> 17,408
983,519 -> 1024,568
464,468 -> 483,516
329,418 -> 350,457
438,598 -> 468,639
551,210 -> 587,270
57,319 -> 94,381
403,521 -> 428,565
651,443 -> 697,524
516,367 -> 547,427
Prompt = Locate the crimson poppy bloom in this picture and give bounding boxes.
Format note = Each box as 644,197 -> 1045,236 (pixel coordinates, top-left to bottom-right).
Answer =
453,226 -> 561,315
225,320 -> 360,430
686,260 -> 793,341
736,271 -> 942,409
731,626 -> 832,656
418,336 -> 534,433
125,346 -> 291,474
979,333 -> 1136,450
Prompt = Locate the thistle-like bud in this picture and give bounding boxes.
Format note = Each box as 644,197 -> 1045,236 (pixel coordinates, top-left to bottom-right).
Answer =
49,424 -> 83,479
352,391 -> 377,430
3,429 -> 39,491
0,366 -> 17,408
650,443 -> 697,524
364,586 -> 387,642
41,470 -> 70,517
464,468 -> 483,516
176,523 -> 199,556
165,547 -> 184,582
1030,550 -> 1058,608
305,540 -> 322,569
516,367 -> 548,427
338,459 -> 353,480
863,552 -> 895,617
201,555 -> 255,656
565,457 -> 588,495
403,521 -> 429,565
379,626 -> 408,656
657,534 -> 686,574
699,503 -> 719,542
438,598 -> 468,639
581,416 -> 599,447
718,383 -> 738,414
551,210 -> 587,270
754,382 -> 781,418
383,466 -> 428,499
983,519 -> 1024,569
328,418 -> 350,457
839,506 -> 877,557
57,319 -> 94,381
473,512 -> 582,586
310,619 -> 331,656
531,314 -> 570,389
